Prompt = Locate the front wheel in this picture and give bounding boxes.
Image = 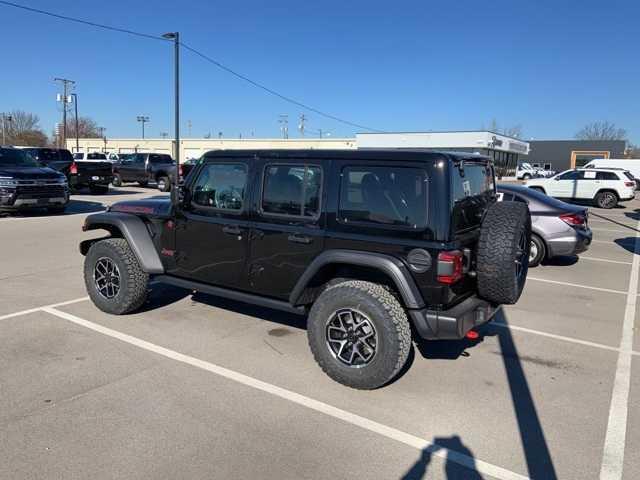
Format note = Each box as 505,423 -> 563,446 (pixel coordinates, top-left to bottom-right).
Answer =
529,234 -> 546,267
112,173 -> 122,187
522,173 -> 531,180
307,280 -> 411,390
84,238 -> 149,314
157,176 -> 171,192
594,191 -> 618,209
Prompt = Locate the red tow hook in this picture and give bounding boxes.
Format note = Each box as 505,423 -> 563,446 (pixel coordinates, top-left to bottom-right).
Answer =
465,330 -> 480,340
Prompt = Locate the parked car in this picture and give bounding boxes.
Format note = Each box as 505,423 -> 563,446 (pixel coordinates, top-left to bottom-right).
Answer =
106,152 -> 133,163
0,147 -> 68,214
179,157 -> 198,181
525,168 -> 635,209
583,159 -> 640,184
498,184 -> 592,266
23,148 -> 112,194
516,162 -> 540,180
79,149 -> 532,389
112,152 -> 176,191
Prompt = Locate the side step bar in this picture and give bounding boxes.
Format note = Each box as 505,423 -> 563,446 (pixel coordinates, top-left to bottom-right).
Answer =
153,275 -> 307,315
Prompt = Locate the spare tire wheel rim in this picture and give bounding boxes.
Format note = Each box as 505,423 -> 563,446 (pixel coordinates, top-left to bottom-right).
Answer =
325,308 -> 378,368
94,257 -> 121,299
515,228 -> 528,281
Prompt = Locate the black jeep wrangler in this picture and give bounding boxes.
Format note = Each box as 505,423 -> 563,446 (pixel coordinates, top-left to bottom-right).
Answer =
80,150 -> 530,389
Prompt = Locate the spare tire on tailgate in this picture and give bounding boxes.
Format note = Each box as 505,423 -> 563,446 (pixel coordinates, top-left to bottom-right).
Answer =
477,201 -> 531,304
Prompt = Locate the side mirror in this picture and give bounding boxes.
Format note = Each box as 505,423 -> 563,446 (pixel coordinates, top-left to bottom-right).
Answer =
179,185 -> 191,207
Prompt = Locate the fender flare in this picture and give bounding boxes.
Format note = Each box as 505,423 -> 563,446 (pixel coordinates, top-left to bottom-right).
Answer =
289,250 -> 425,309
80,212 -> 165,274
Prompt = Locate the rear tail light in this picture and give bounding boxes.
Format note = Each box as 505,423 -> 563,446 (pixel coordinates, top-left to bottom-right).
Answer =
560,213 -> 585,226
625,181 -> 635,187
179,165 -> 184,177
437,250 -> 464,285
69,162 -> 78,175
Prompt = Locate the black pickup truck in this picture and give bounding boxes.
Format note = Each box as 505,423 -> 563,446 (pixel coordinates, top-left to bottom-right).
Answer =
23,148 -> 113,194
80,149 -> 531,389
112,153 -> 176,192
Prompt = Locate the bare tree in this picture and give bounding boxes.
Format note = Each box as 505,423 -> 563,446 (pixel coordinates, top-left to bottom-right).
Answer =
3,110 -> 48,146
481,119 -> 524,139
66,116 -> 102,138
575,121 -> 627,141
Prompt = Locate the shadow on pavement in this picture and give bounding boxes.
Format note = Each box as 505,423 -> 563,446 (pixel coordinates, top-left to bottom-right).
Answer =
614,237 -> 639,254
0,199 -> 105,218
401,435 -> 483,480
72,188 -> 142,196
540,255 -> 579,267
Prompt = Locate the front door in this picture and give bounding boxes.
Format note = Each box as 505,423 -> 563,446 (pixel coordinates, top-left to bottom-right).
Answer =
550,170 -> 583,198
174,161 -> 251,288
248,162 -> 325,300
119,154 -> 145,182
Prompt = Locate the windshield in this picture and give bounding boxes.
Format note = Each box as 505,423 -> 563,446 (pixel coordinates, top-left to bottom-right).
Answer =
520,163 -> 533,170
0,148 -> 40,167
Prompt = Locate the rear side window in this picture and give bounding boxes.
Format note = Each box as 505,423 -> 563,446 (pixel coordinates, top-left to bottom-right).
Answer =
261,164 -> 322,218
73,153 -> 83,160
150,154 -> 173,164
339,166 -> 427,229
87,153 -> 107,160
624,171 -> 635,181
451,163 -> 493,202
596,171 -> 619,181
191,163 -> 247,211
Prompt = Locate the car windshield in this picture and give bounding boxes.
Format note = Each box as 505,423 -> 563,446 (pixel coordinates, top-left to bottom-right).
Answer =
0,148 -> 40,167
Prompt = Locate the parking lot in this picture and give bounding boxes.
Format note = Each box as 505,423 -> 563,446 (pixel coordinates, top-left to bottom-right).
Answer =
1,185 -> 639,480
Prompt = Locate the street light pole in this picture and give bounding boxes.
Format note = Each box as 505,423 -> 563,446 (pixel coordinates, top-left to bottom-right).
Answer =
136,115 -> 149,139
162,31 -> 180,204
70,93 -> 79,153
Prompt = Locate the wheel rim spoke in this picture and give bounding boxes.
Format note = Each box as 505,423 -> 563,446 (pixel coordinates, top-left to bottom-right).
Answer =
93,257 -> 121,300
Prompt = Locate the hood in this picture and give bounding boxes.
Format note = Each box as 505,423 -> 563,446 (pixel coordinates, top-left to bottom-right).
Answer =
0,165 -> 63,180
110,198 -> 172,217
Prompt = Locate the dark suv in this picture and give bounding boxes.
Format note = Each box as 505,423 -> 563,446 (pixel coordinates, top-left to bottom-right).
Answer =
112,153 -> 176,192
79,150 -> 531,389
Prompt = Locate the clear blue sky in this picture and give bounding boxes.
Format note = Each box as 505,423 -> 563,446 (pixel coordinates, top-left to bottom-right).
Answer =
1,0 -> 638,143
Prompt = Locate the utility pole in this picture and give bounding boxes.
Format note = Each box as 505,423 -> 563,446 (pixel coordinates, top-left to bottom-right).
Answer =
54,77 -> 75,149
278,114 -> 289,139
70,93 -> 79,152
136,116 -> 150,139
97,127 -> 106,152
298,114 -> 307,137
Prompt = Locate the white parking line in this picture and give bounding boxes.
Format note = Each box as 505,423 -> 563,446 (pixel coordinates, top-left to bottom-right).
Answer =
527,277 -> 627,295
579,256 -> 632,265
0,296 -> 89,321
590,227 -> 634,234
600,218 -> 640,480
41,306 -> 528,480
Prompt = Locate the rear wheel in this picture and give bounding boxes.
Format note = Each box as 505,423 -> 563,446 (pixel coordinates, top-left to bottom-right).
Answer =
594,190 -> 618,209
157,176 -> 171,192
84,238 -> 149,314
112,173 -> 122,187
307,280 -> 411,390
477,201 -> 531,304
89,184 -> 109,195
529,234 -> 546,267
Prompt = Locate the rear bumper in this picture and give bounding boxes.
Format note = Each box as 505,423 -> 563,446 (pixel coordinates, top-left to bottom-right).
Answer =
408,296 -> 501,340
546,227 -> 592,258
70,174 -> 113,187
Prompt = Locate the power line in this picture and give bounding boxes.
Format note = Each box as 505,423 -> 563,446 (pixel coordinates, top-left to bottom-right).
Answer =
0,0 -> 384,133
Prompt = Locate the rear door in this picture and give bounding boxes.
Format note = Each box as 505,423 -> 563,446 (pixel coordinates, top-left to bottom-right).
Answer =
119,153 -> 145,182
248,160 -> 325,300
174,159 -> 251,288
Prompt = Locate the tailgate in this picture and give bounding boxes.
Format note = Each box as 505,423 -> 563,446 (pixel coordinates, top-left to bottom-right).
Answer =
76,161 -> 113,178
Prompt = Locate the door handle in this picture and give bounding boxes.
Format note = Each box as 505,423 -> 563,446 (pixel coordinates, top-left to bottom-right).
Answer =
288,234 -> 312,245
222,225 -> 242,235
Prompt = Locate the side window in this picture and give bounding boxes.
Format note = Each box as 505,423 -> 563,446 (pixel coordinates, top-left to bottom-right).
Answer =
557,170 -> 582,181
73,153 -> 83,160
261,164 -> 322,218
596,171 -> 618,181
149,154 -> 159,164
544,163 -> 552,170
132,154 -> 145,164
191,163 -> 247,212
339,166 -> 427,229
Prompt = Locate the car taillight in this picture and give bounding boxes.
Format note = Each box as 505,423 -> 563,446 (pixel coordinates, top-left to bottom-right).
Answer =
179,165 -> 183,176
69,162 -> 78,175
560,213 -> 585,226
437,250 -> 464,285
625,181 -> 635,187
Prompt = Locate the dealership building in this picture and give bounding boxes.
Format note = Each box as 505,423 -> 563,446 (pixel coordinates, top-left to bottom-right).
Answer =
522,140 -> 627,172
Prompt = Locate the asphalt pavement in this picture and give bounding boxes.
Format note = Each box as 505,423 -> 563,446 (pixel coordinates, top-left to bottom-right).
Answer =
1,185 -> 639,479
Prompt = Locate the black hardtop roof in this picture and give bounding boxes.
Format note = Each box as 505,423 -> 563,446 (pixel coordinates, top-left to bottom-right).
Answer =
202,149 -> 490,163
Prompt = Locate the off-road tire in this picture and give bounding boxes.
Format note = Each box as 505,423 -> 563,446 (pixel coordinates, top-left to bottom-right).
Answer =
112,173 -> 122,187
307,280 -> 411,389
477,201 -> 531,304
594,190 -> 618,209
89,184 -> 109,195
157,176 -> 171,192
84,238 -> 149,315
529,233 -> 546,267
